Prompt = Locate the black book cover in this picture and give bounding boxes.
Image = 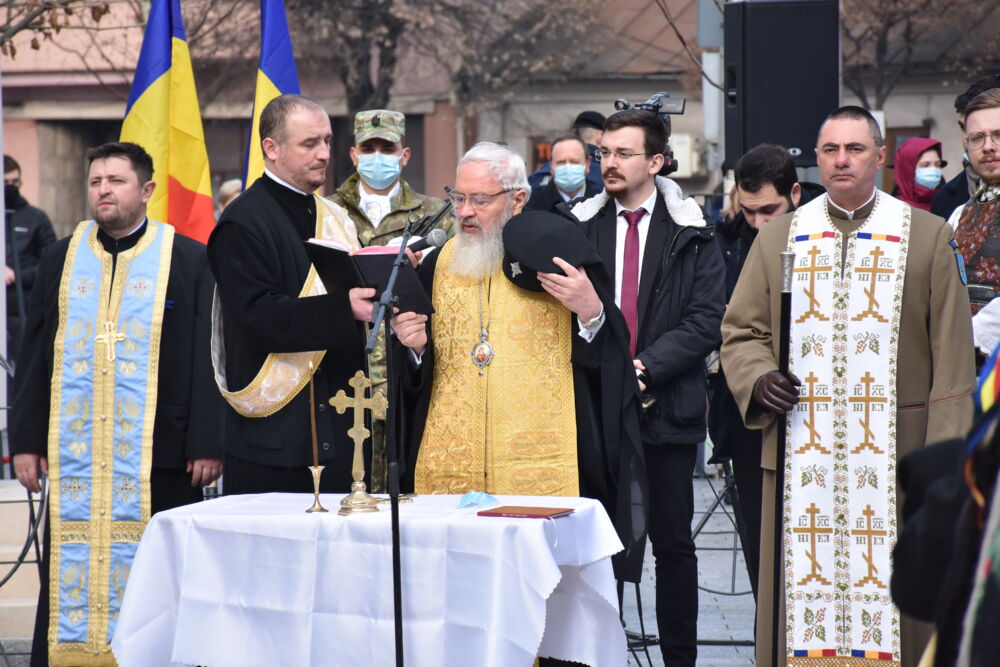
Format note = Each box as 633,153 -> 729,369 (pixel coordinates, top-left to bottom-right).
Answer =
305,241 -> 434,315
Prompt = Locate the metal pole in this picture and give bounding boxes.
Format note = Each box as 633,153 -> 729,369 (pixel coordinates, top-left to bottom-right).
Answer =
773,249 -> 795,663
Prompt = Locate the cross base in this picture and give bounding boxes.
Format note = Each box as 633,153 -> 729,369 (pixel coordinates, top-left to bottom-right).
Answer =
795,441 -> 832,455
338,480 -> 380,516
854,575 -> 886,589
851,308 -> 888,323
797,572 -> 832,586
795,308 -> 830,324
850,442 -> 885,455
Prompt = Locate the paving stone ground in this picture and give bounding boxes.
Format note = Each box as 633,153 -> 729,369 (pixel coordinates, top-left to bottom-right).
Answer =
621,473 -> 757,666
1,475 -> 758,666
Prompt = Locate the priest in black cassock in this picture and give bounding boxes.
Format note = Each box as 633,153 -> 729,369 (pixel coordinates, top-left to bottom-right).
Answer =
391,142 -> 647,593
11,141 -> 223,666
208,94 -> 373,494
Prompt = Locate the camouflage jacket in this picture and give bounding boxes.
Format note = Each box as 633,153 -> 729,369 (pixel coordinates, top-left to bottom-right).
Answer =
330,173 -> 454,247
330,173 -> 455,392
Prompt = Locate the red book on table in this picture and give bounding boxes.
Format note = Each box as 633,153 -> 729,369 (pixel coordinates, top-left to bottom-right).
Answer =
477,506 -> 575,519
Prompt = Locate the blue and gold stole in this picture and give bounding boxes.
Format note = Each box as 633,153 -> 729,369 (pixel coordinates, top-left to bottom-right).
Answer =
47,219 -> 173,666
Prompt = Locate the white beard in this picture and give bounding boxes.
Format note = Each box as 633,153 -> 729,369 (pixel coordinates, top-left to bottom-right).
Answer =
448,215 -> 507,281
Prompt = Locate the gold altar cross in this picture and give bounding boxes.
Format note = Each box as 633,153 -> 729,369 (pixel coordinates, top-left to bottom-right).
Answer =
851,246 -> 892,323
330,371 -> 388,483
853,505 -> 888,589
95,320 -> 126,362
795,246 -> 832,324
794,372 -> 832,455
793,502 -> 832,585
849,372 -> 886,454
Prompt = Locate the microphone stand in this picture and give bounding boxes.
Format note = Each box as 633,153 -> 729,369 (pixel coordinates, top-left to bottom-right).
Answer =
773,250 -> 795,664
365,222 -> 416,667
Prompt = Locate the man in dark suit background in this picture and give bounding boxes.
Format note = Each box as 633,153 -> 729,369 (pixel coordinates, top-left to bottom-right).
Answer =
567,109 -> 726,666
525,135 -> 601,213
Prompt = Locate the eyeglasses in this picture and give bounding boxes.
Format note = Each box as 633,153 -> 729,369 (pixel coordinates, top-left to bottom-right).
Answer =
594,149 -> 653,162
444,185 -> 516,209
965,130 -> 1000,150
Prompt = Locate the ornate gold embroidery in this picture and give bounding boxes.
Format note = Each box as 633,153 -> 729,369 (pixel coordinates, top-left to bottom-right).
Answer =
117,360 -> 138,377
66,610 -> 85,627
416,241 -> 578,497
126,277 -> 153,298
61,563 -> 87,602
70,276 -> 95,299
114,476 -> 139,503
60,477 -> 89,501
115,439 -> 132,459
68,441 -> 88,458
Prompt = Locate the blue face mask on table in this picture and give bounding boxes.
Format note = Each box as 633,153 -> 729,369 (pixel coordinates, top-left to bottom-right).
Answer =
358,152 -> 401,190
914,167 -> 942,189
553,164 -> 587,193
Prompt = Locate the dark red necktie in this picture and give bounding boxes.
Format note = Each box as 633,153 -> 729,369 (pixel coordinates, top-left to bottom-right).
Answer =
620,208 -> 645,357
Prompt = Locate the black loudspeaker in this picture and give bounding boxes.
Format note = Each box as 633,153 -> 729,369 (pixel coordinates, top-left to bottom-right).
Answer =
724,0 -> 840,169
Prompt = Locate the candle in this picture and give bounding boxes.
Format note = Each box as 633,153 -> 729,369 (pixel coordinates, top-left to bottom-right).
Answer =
309,361 -> 319,469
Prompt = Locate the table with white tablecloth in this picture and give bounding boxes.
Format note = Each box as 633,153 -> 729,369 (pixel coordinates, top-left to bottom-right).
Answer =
111,493 -> 626,667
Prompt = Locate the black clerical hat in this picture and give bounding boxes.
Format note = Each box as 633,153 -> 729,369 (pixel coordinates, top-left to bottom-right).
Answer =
501,211 -> 601,292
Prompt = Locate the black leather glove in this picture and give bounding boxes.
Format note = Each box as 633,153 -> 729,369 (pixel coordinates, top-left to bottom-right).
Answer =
752,370 -> 802,414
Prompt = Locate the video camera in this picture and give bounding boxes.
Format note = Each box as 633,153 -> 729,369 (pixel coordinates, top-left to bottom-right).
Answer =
613,92 -> 686,176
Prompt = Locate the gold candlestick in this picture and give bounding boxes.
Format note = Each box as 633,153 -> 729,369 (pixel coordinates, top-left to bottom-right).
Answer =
330,370 -> 387,516
306,362 -> 328,513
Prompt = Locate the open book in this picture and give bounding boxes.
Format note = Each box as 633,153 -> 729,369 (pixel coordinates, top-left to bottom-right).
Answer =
305,239 -> 434,315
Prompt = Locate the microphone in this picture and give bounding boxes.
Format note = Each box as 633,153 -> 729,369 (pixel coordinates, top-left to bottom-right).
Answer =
406,228 -> 448,253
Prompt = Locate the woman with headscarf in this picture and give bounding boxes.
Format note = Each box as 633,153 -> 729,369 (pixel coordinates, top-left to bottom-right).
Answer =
895,137 -> 947,211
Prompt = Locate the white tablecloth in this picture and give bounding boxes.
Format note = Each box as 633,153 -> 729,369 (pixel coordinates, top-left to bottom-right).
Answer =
111,493 -> 626,667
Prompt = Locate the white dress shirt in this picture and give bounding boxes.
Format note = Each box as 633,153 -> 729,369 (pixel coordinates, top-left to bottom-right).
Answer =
612,185 -> 659,307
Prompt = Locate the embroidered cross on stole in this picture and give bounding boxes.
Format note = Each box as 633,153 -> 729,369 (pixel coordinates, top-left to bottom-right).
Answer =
47,220 -> 173,665
784,193 -> 910,666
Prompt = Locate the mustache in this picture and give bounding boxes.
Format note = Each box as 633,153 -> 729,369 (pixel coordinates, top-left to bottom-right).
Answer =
459,218 -> 482,230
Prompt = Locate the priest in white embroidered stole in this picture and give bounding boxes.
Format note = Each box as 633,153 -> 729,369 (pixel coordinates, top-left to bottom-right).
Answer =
391,142 -> 648,588
10,142 -> 224,666
721,107 -> 975,667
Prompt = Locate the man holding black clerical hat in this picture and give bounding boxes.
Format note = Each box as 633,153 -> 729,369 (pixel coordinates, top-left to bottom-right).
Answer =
391,145 -> 648,619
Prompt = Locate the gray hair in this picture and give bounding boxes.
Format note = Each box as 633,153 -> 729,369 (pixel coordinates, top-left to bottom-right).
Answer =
457,142 -> 531,197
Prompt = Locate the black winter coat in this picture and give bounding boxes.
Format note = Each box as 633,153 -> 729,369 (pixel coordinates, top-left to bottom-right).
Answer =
566,183 -> 726,445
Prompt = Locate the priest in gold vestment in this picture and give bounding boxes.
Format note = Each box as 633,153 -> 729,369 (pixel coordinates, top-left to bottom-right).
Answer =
392,142 -> 647,585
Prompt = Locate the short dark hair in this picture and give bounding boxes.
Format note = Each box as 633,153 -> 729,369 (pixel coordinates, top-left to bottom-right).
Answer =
3,155 -> 19,174
956,75 -> 1000,115
734,144 -> 798,198
964,88 -> 1000,118
85,142 -> 153,183
549,135 -> 588,160
603,109 -> 668,157
259,94 -> 326,147
820,105 -> 884,147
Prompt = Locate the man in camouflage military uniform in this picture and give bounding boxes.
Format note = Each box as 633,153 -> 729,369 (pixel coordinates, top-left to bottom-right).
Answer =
331,109 -> 454,491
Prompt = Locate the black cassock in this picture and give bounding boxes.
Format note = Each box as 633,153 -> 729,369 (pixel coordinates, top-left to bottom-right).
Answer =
10,221 -> 224,666
208,174 -> 366,493
391,249 -> 649,583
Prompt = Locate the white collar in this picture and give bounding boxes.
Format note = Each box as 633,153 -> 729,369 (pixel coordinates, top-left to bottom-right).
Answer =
359,179 -> 400,201
827,189 -> 877,220
614,184 -> 658,217
571,176 -> 705,228
264,167 -> 309,196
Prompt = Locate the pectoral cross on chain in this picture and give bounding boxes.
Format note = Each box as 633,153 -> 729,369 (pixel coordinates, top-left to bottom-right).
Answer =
330,371 -> 388,483
95,320 -> 126,362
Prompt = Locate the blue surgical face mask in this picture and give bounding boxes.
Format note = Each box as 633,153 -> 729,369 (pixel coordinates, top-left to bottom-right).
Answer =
913,166 -> 942,189
357,152 -> 401,190
553,163 -> 587,193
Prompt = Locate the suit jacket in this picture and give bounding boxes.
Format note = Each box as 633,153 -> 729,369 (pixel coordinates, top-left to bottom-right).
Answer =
570,177 -> 726,445
525,179 -> 600,214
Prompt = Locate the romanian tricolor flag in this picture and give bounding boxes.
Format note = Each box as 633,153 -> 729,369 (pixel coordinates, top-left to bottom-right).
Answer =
121,0 -> 214,243
243,0 -> 301,187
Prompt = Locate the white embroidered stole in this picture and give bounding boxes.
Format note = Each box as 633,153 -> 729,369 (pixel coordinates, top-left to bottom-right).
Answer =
784,193 -> 910,665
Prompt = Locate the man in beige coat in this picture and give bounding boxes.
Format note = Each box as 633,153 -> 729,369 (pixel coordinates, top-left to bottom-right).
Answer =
721,106 -> 975,667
